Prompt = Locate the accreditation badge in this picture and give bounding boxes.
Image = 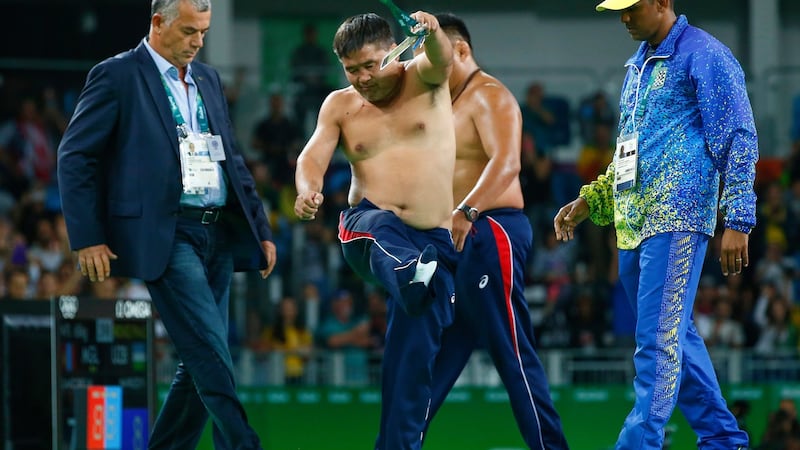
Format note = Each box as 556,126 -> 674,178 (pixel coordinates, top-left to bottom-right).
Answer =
614,132 -> 638,192
179,133 -> 221,193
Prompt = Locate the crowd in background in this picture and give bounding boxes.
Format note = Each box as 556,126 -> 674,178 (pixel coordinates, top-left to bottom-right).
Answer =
2,25 -> 800,444
2,65 -> 800,351
3,59 -> 800,337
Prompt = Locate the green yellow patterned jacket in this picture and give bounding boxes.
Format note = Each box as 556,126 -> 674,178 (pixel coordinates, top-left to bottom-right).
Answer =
580,15 -> 758,250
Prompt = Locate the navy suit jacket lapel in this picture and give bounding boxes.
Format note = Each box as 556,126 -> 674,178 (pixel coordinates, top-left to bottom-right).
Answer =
135,43 -> 179,158
194,67 -> 222,136
194,67 -> 234,174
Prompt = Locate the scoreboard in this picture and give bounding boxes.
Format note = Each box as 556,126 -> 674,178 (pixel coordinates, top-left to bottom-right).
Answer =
52,296 -> 155,450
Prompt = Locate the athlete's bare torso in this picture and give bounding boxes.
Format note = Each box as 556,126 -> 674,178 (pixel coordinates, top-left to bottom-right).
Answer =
332,69 -> 456,230
451,71 -> 524,210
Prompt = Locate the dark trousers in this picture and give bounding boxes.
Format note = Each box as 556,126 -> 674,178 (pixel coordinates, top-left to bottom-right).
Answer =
338,199 -> 457,450
426,209 -> 568,449
147,217 -> 261,450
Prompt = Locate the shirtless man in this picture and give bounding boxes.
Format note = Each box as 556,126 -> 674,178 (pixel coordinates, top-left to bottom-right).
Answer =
421,13 -> 569,449
293,12 -> 457,450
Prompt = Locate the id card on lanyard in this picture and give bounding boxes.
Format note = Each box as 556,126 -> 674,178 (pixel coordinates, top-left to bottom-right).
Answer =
180,135 -> 220,191
614,132 -> 638,192
161,75 -> 226,194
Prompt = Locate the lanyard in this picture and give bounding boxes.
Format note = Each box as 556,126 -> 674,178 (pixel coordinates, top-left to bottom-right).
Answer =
627,57 -> 668,134
160,74 -> 210,135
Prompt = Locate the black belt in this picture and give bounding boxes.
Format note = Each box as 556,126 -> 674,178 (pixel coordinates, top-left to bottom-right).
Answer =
176,207 -> 223,224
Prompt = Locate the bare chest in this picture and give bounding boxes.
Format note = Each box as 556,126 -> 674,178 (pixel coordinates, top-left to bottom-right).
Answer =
339,92 -> 449,159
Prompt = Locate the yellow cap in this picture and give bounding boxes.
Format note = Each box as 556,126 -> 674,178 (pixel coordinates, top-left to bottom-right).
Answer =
596,0 -> 640,11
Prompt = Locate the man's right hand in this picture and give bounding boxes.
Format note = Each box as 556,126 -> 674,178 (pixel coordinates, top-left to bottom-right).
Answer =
553,197 -> 589,242
295,191 -> 324,220
76,244 -> 118,282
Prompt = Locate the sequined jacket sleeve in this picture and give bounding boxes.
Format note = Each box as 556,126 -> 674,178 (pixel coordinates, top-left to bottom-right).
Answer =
692,46 -> 758,233
579,161 -> 616,227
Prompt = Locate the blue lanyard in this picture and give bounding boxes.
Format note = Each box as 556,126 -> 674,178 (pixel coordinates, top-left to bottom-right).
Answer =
159,74 -> 209,135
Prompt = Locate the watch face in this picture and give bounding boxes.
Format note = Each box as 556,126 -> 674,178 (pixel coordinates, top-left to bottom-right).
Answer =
461,206 -> 477,222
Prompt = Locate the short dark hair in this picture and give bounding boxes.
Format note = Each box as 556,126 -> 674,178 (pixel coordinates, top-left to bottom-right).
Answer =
435,12 -> 471,48
333,13 -> 394,59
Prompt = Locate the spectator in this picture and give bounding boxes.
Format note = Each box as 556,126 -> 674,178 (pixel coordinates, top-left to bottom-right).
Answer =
577,90 -> 616,144
519,83 -> 556,237
520,82 -> 558,156
754,236 -> 795,304
529,232 -> 574,304
723,276 -> 761,347
779,398 -> 799,427
316,289 -> 369,385
700,274 -> 723,311
757,181 -> 788,254
251,92 -> 304,187
248,160 -> 293,279
573,123 -> 616,284
365,288 -> 387,383
297,218 -> 336,295
519,128 -> 553,243
365,289 -> 386,351
263,296 -> 313,385
289,23 -> 334,130
753,280 -> 781,329
26,215 -> 67,273
696,297 -> 745,349
35,270 -> 59,299
223,66 -> 247,126
3,266 -> 31,300
244,308 -> 270,354
576,123 -> 614,184
759,399 -> 800,449
299,281 -> 322,334
567,286 -> 609,351
784,180 -> 800,284
248,155 -> 281,214
754,295 -> 798,355
0,216 -> 16,273
41,87 -> 68,138
0,97 -> 56,199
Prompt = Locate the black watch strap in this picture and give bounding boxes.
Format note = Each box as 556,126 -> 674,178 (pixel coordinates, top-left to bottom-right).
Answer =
458,204 -> 479,222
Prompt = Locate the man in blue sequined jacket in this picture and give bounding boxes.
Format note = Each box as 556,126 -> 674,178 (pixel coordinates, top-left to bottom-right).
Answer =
553,0 -> 756,449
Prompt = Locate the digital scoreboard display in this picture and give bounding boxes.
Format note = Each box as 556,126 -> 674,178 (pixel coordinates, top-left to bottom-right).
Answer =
52,296 -> 155,450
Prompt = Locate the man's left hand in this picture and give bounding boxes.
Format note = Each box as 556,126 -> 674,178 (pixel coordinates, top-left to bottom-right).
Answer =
260,240 -> 277,279
451,211 -> 473,252
719,228 -> 749,277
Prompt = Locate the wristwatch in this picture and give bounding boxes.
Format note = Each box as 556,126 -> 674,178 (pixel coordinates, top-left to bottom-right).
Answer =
457,204 -> 479,222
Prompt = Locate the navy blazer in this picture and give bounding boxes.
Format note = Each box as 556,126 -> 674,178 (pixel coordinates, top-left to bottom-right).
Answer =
57,42 -> 272,281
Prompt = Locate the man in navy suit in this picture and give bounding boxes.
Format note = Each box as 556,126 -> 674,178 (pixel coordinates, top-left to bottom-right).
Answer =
57,1 -> 275,448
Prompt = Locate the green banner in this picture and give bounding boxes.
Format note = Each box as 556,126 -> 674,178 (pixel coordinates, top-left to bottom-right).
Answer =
159,384 -> 795,449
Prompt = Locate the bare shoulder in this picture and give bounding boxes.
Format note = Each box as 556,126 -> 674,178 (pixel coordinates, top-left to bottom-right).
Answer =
323,87 -> 358,108
464,71 -> 519,110
320,87 -> 362,121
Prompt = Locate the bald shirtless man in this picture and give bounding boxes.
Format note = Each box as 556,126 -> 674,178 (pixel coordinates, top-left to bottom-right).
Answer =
294,12 -> 457,450
421,13 -> 569,450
